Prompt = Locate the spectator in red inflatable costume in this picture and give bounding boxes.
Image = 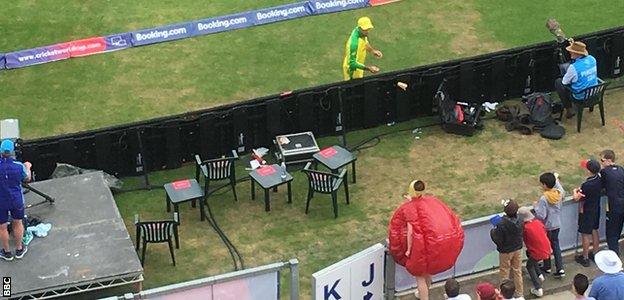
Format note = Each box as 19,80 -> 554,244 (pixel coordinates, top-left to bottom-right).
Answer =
388,180 -> 465,300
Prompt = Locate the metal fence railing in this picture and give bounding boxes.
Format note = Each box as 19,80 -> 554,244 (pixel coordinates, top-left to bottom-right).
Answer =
101,259 -> 299,300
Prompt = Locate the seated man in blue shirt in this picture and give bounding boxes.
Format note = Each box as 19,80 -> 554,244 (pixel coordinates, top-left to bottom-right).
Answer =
589,250 -> 624,300
554,41 -> 598,119
0,140 -> 32,261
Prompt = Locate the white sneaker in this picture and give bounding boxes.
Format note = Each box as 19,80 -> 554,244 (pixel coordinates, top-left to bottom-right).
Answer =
414,289 -> 420,299
531,288 -> 544,297
538,274 -> 545,282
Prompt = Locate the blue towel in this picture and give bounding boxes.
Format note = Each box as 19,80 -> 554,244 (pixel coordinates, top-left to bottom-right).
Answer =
27,223 -> 52,237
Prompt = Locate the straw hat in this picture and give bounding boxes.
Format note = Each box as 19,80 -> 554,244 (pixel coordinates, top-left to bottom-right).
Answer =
566,41 -> 589,56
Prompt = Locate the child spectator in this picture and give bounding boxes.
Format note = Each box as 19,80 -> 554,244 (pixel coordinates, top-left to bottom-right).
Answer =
499,279 -> 524,300
573,159 -> 602,267
518,207 -> 551,298
444,278 -> 471,300
490,200 -> 524,297
476,282 -> 502,300
573,273 -> 595,300
534,172 -> 565,278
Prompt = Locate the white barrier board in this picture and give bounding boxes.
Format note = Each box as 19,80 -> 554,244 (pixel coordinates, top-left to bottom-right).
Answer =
312,243 -> 384,300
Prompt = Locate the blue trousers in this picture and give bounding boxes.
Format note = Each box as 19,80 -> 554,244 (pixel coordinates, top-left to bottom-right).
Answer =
606,211 -> 624,255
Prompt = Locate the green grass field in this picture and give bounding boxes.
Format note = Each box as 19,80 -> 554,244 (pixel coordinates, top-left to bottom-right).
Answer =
3,1 -> 624,298
1,0 -> 623,138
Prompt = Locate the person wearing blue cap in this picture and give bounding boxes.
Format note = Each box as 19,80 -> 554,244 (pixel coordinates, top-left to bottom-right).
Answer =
0,139 -> 32,261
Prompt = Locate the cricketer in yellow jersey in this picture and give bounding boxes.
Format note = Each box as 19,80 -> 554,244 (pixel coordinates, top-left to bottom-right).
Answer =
342,17 -> 383,80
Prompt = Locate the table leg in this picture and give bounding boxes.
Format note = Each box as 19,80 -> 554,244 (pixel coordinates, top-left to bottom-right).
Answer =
251,180 -> 255,200
200,197 -> 206,222
264,189 -> 270,212
287,182 -> 292,204
174,204 -> 180,224
166,195 -> 171,212
352,161 -> 356,183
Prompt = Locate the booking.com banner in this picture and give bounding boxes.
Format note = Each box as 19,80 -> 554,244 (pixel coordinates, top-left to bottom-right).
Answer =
131,23 -> 194,47
252,2 -> 312,26
309,0 -> 369,14
2,0 -> 402,69
194,12 -> 254,36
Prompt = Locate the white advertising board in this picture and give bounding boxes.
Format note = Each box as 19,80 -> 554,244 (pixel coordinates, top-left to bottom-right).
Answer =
312,243 -> 384,300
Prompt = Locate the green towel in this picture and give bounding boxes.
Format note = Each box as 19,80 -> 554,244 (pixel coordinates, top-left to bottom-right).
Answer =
22,231 -> 33,245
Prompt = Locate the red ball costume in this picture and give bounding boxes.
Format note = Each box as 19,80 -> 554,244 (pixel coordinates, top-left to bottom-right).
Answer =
388,195 -> 464,276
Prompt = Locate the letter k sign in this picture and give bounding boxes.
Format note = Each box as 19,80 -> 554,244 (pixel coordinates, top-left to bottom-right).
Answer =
324,279 -> 341,300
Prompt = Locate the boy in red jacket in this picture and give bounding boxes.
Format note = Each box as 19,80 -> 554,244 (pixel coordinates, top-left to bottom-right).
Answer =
518,207 -> 552,298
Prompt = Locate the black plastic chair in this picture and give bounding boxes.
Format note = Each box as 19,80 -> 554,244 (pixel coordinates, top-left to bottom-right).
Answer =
195,150 -> 239,202
134,213 -> 179,266
565,78 -> 609,132
302,162 -> 349,218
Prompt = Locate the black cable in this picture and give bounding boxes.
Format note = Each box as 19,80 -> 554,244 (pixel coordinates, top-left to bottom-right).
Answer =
348,115 -> 497,153
201,178 -> 250,270
204,199 -> 244,270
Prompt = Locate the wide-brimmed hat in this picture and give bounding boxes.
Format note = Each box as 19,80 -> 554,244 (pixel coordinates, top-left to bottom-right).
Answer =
594,250 -> 622,274
566,41 -> 588,56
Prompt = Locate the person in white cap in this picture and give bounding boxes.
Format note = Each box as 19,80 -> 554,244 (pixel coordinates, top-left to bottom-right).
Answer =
588,250 -> 624,299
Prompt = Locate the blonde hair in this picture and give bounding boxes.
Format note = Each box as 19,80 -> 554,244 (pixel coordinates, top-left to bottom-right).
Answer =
407,180 -> 425,198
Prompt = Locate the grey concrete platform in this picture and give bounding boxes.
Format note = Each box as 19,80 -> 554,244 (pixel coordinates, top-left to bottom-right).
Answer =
2,172 -> 143,299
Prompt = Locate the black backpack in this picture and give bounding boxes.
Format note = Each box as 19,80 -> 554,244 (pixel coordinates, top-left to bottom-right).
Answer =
524,92 -> 554,128
435,79 -> 484,136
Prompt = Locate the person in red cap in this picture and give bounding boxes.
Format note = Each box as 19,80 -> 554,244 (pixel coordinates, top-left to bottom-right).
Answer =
573,159 -> 602,267
476,282 -> 502,300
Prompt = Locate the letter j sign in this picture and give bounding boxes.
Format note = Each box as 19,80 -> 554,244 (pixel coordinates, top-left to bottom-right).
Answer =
312,243 -> 385,300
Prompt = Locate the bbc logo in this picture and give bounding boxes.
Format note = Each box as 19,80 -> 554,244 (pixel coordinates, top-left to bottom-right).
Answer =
2,277 -> 10,297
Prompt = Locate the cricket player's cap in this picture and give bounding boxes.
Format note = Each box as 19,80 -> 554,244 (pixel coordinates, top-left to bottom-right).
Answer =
358,17 -> 374,30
